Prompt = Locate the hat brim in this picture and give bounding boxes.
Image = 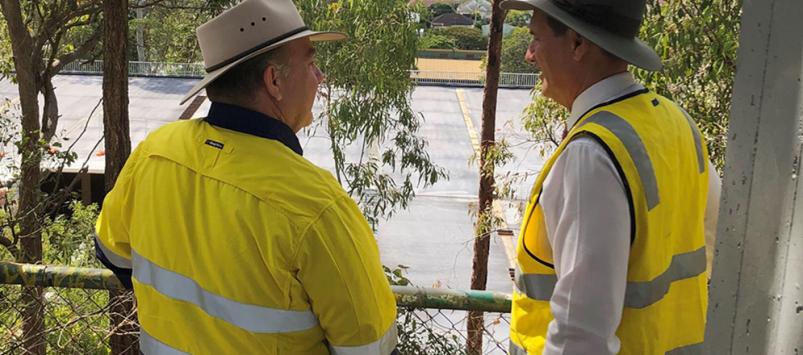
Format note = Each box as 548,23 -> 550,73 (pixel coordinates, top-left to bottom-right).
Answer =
180,30 -> 347,105
500,0 -> 662,71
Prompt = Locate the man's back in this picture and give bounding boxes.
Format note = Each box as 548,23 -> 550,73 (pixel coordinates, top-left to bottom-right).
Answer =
96,118 -> 397,354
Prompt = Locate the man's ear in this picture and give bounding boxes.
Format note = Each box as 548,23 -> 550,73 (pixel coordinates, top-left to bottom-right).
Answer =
263,65 -> 283,101
570,30 -> 590,62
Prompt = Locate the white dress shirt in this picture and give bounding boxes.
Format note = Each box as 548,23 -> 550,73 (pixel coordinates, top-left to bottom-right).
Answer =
539,72 -> 721,355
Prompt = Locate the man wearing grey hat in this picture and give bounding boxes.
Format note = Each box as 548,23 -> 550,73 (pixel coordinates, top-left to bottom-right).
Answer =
94,0 -> 398,353
502,0 -> 720,354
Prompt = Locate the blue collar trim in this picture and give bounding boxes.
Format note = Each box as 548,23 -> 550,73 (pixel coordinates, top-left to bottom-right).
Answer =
204,102 -> 303,156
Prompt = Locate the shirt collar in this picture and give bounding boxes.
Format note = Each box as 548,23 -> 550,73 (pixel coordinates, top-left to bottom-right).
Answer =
568,72 -> 644,127
204,102 -> 303,156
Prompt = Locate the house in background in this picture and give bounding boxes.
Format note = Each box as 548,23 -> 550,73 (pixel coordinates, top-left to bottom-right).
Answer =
431,12 -> 474,27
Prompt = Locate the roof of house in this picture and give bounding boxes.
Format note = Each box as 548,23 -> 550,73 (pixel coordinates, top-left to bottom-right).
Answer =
431,12 -> 475,26
408,0 -> 461,7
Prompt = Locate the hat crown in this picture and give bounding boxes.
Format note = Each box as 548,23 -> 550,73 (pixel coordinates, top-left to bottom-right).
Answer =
196,0 -> 306,70
552,0 -> 646,37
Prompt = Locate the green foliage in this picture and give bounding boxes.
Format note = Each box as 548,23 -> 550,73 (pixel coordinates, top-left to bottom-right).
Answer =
1,201 -> 108,354
521,0 -> 740,170
431,26 -> 487,50
505,10 -> 531,27
42,201 -> 100,265
499,26 -> 536,73
129,0 -> 233,63
296,0 -> 447,227
635,0 -> 740,170
418,32 -> 456,50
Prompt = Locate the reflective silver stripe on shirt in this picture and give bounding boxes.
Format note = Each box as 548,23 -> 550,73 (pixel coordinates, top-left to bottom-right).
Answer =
665,341 -> 703,355
580,111 -> 661,210
94,234 -> 132,269
509,340 -> 528,355
140,328 -> 188,355
679,107 -> 706,174
132,251 -> 318,333
516,247 -> 706,308
624,247 -> 706,309
328,322 -> 398,355
514,267 -> 556,301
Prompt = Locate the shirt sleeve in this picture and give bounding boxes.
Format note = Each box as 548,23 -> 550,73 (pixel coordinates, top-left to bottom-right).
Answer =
94,145 -> 145,289
540,137 -> 630,355
295,195 -> 398,355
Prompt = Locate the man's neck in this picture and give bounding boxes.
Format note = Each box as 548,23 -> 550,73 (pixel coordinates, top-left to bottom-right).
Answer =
566,69 -> 630,109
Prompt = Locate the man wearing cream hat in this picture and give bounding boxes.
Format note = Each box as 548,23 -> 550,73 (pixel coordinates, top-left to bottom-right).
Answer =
502,0 -> 720,354
94,0 -> 398,353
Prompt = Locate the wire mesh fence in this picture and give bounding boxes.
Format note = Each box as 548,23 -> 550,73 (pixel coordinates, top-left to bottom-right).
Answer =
56,60 -> 537,89
0,264 -> 512,354
0,285 -> 139,354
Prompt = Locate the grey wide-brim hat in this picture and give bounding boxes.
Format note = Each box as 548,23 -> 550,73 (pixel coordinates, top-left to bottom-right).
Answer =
180,0 -> 347,105
500,0 -> 662,71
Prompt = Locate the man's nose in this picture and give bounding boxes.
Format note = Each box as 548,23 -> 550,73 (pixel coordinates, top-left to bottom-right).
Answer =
314,65 -> 325,84
525,46 -> 537,65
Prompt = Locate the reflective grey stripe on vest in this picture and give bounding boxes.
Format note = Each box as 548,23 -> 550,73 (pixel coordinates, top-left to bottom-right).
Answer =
132,251 -> 318,333
509,340 -> 528,355
94,234 -> 132,269
679,108 -> 706,174
580,111 -> 660,210
624,247 -> 706,309
516,247 -> 706,308
514,267 -> 556,301
140,328 -> 187,355
665,342 -> 703,355
329,322 -> 398,355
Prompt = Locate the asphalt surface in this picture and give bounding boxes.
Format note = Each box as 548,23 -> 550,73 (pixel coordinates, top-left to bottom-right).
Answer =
0,75 -> 545,294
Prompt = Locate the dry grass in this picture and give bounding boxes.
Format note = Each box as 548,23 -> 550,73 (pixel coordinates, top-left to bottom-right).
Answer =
415,58 -> 482,73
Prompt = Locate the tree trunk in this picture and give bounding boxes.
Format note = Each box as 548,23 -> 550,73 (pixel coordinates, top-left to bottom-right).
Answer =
1,1 -> 46,353
467,1 -> 505,354
103,1 -> 136,354
41,79 -> 60,142
135,0 -> 146,62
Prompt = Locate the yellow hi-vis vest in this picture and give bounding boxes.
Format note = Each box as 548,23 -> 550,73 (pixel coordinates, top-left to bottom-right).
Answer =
509,90 -> 709,354
95,119 -> 397,354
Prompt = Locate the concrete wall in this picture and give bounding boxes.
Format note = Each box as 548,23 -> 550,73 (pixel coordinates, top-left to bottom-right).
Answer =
705,0 -> 803,353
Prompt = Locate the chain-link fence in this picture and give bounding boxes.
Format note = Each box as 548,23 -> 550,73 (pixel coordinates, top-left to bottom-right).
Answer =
56,60 -> 537,89
0,263 -> 512,354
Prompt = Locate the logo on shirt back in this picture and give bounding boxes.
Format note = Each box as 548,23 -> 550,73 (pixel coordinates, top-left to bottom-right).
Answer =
204,139 -> 225,150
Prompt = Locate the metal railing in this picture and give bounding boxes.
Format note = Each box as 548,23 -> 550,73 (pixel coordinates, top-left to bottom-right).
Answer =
0,261 -> 513,354
58,60 -> 537,88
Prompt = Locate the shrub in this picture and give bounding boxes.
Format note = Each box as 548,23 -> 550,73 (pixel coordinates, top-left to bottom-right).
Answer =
500,27 -> 535,73
419,32 -> 456,50
432,26 -> 487,50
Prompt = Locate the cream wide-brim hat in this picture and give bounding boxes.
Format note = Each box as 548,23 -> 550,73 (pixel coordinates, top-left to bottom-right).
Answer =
500,0 -> 662,71
180,0 -> 346,105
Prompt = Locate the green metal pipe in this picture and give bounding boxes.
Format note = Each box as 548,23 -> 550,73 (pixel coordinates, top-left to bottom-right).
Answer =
0,261 -> 124,290
0,262 -> 512,313
392,285 -> 511,313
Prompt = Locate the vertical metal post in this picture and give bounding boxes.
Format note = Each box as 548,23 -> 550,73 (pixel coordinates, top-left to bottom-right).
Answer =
705,0 -> 803,353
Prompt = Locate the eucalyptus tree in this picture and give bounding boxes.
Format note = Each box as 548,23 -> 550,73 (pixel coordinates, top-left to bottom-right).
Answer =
0,2 -> 103,353
296,0 -> 447,227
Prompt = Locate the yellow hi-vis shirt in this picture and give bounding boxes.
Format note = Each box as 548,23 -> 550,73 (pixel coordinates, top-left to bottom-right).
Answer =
95,105 -> 397,354
509,90 -> 709,354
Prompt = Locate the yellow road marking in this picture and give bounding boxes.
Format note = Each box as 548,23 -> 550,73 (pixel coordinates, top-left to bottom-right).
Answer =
457,89 -> 518,283
455,88 -> 480,154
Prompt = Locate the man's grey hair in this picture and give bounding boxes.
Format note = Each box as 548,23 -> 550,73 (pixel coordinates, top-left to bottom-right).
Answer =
205,45 -> 289,106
